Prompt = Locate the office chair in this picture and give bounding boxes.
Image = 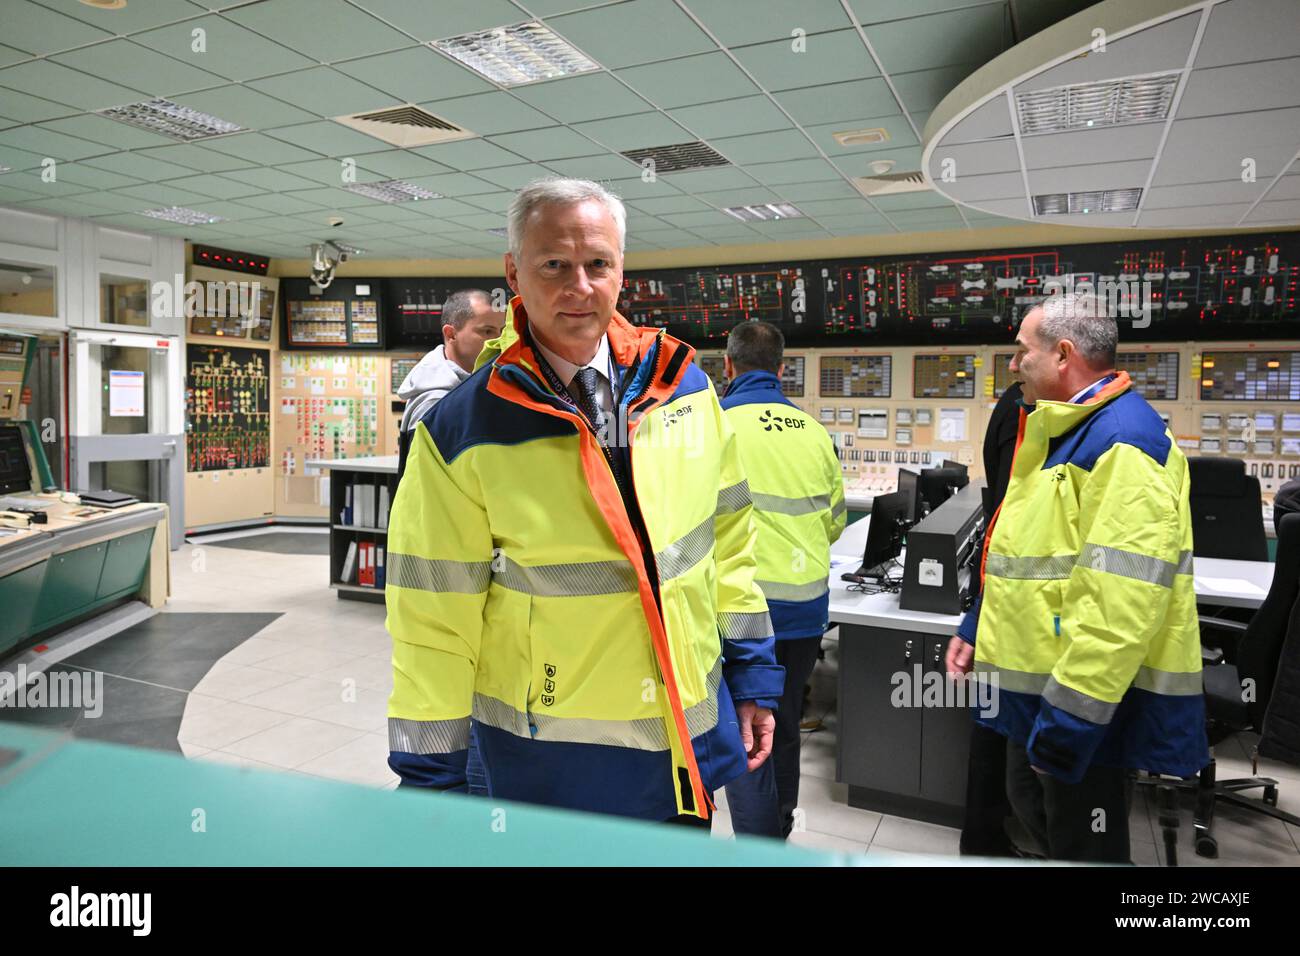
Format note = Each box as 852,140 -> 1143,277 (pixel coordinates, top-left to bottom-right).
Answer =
1142,512 -> 1300,861
1187,457 -> 1268,561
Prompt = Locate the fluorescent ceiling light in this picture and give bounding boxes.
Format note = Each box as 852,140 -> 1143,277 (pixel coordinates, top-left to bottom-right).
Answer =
98,98 -> 245,142
1015,72 -> 1180,135
342,180 -> 441,203
487,227 -> 508,237
1032,188 -> 1143,215
434,21 -> 599,86
0,166 -> 11,174
723,203 -> 804,222
139,206 -> 226,225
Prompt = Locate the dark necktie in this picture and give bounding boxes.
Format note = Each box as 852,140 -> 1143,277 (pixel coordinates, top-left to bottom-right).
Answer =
571,367 -> 608,441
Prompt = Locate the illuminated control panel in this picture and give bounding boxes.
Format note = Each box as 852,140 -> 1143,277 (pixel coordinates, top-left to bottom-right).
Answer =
819,354 -> 892,398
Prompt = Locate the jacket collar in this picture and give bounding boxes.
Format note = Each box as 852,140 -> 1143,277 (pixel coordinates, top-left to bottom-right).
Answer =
1024,370 -> 1132,439
724,369 -> 782,398
487,295 -> 695,417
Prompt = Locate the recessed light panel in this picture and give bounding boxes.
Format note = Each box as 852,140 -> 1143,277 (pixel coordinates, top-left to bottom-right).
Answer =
98,98 -> 245,142
1016,72 -> 1179,135
342,180 -> 440,203
139,206 -> 226,225
723,203 -> 805,222
1032,188 -> 1143,215
434,22 -> 599,86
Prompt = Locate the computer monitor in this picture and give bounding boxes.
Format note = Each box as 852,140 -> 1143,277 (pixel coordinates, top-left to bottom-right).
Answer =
0,423 -> 33,496
857,490 -> 909,579
940,459 -> 967,476
919,466 -> 969,515
896,468 -> 921,525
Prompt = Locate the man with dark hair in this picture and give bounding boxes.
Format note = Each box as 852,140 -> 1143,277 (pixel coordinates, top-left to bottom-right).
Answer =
397,289 -> 505,433
721,320 -> 845,839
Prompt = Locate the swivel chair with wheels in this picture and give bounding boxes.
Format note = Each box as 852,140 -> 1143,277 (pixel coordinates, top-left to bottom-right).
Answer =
1187,456 -> 1268,561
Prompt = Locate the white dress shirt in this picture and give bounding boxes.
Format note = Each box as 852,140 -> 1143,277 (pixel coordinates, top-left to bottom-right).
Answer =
1069,375 -> 1114,404
533,332 -> 615,421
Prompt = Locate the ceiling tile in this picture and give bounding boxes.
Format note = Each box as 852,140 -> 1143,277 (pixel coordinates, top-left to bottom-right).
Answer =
1019,124 -> 1163,170
203,132 -> 323,166
264,121 -> 391,158
943,97 -> 1012,144
50,39 -> 226,98
603,175 -> 683,199
0,45 -> 31,69
350,0 -> 527,40
249,68 -> 403,117
1193,0 -> 1300,69
864,5 -> 1008,75
132,15 -> 317,83
472,164 -> 552,190
1143,181 -> 1268,210
711,129 -> 820,164
773,179 -> 859,201
1,1 -> 114,56
1154,109 -> 1300,185
1178,59 -> 1300,119
1244,198 -> 1300,223
37,114 -> 176,151
616,52 -> 758,108
1026,159 -> 1152,194
659,210 -> 743,228
15,195 -> 120,218
134,143 -> 256,173
488,127 -> 600,161
774,77 -> 899,126
926,138 -> 1020,179
334,47 -> 494,103
414,138 -> 524,170
627,195 -> 714,215
84,152 -> 194,181
686,0 -> 852,47
226,0 -> 413,62
793,197 -> 876,217
659,166 -> 758,192
692,186 -> 784,207
1139,204 -> 1252,227
667,96 -> 793,139
0,182 -> 46,203
0,126 -> 110,162
512,73 -> 651,123
355,149 -> 452,179
941,170 -> 1025,201
166,174 -> 264,200
1016,12 -> 1199,94
0,90 -> 80,125
804,115 -> 919,156
401,172 -> 500,197
545,153 -> 642,180
835,145 -> 922,176
547,0 -> 717,69
275,158 -> 383,187
174,85 -> 319,131
115,182 -> 222,207
572,112 -> 692,152
219,166 -> 327,193
869,191 -> 960,211
886,206 -> 964,226
890,63 -> 981,114
284,186 -> 387,210
418,91 -> 554,135
51,163 -> 145,191
461,190 -> 515,213
236,192 -> 330,216
37,0 -> 207,32
733,29 -> 879,92
745,157 -> 841,185
443,212 -> 507,230
0,60 -> 146,111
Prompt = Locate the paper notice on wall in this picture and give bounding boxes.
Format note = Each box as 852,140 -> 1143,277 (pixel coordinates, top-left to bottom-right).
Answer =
281,377 -> 296,389
108,369 -> 145,417
310,376 -> 326,395
938,407 -> 967,443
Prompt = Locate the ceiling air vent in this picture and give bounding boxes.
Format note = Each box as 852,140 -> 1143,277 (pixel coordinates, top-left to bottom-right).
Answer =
621,141 -> 730,174
852,171 -> 930,197
335,105 -> 474,148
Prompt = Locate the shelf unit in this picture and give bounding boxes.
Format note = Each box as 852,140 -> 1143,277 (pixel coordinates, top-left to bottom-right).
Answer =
323,458 -> 398,603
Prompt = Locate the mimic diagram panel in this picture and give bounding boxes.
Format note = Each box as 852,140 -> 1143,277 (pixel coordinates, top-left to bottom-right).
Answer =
606,231 -> 1299,348
185,345 -> 270,472
692,351 -> 807,399
384,277 -> 510,349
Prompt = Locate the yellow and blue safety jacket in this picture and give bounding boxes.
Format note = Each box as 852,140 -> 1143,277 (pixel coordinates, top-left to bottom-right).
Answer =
721,370 -> 846,639
957,371 -> 1209,783
386,297 -> 784,820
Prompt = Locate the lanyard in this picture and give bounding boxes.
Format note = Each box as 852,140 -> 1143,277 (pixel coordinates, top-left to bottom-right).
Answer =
531,333 -> 620,418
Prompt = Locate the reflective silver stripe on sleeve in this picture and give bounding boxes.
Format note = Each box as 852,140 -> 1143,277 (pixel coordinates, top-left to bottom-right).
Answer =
1176,550 -> 1194,575
1132,665 -> 1203,696
718,610 -> 774,642
387,553 -> 491,593
388,716 -> 471,754
1077,543 -> 1179,588
472,662 -> 724,750
1042,676 -> 1118,725
984,553 -> 1077,580
655,516 -> 716,581
831,498 -> 847,520
756,578 -> 830,602
973,660 -> 1050,695
750,491 -> 832,516
493,552 -> 638,597
715,479 -> 752,515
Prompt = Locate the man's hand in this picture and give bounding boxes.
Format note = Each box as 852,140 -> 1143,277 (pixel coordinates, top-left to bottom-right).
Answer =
945,635 -> 974,676
735,700 -> 774,771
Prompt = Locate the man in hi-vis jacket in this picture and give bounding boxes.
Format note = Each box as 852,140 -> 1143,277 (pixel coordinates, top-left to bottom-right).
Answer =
385,177 -> 784,823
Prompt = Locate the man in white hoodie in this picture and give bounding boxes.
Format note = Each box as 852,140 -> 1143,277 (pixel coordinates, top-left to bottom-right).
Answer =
397,289 -> 505,433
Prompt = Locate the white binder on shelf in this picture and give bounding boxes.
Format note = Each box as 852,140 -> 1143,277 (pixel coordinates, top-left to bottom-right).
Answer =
340,541 -> 357,584
378,484 -> 390,529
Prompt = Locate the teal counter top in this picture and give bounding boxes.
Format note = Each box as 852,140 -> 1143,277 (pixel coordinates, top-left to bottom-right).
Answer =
0,726 -> 861,867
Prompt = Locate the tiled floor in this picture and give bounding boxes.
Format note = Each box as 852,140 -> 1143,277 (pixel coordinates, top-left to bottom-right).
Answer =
8,527 -> 1298,864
